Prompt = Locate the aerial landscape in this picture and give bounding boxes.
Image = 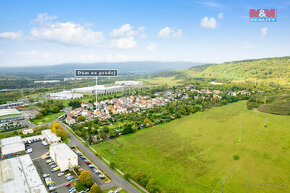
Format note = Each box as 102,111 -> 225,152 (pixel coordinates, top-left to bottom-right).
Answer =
0,1 -> 289,193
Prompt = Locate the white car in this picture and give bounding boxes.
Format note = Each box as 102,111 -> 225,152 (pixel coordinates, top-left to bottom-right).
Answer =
57,172 -> 64,176
26,148 -> 32,153
65,173 -> 71,178
43,174 -> 49,178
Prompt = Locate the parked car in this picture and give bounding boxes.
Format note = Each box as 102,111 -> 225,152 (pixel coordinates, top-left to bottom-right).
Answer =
50,164 -> 57,168
65,182 -> 71,187
42,174 -> 49,178
46,159 -> 52,164
81,156 -> 86,159
57,172 -> 64,177
85,161 -> 92,165
65,173 -> 71,178
48,185 -> 56,191
45,156 -> 51,159
94,169 -> 100,174
48,162 -> 55,166
67,176 -> 74,181
26,148 -> 32,153
68,187 -> 76,192
98,174 -> 106,179
52,167 -> 60,172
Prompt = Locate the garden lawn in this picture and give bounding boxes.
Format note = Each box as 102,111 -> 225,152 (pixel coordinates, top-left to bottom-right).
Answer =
32,111 -> 65,124
93,101 -> 290,193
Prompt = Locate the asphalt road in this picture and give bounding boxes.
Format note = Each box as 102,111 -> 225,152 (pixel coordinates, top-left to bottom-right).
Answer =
57,120 -> 141,193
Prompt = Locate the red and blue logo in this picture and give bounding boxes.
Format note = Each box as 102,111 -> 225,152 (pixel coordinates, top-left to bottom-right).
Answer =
249,9 -> 277,22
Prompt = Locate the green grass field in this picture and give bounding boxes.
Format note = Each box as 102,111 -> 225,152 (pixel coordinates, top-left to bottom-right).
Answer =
141,76 -> 182,86
93,101 -> 290,193
32,111 -> 65,124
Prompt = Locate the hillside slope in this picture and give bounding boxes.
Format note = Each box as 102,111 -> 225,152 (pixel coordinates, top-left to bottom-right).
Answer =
183,56 -> 290,85
94,101 -> 290,193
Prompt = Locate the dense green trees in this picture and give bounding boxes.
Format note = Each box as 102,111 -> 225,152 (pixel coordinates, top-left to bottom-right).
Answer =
89,183 -> 101,193
79,170 -> 93,187
68,99 -> 81,109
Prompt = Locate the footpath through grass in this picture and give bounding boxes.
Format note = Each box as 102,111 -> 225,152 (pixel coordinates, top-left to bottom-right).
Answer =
93,101 -> 290,193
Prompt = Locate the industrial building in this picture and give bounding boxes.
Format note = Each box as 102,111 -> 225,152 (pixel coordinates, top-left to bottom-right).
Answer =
72,85 -> 125,94
22,135 -> 45,143
48,90 -> 83,100
115,81 -> 143,85
49,143 -> 78,172
41,129 -> 61,145
0,109 -> 24,123
0,154 -> 47,193
34,80 -> 60,83
0,102 -> 24,109
1,136 -> 25,158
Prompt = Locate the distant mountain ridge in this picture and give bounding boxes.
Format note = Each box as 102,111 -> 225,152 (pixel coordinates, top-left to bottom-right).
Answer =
0,61 -> 202,76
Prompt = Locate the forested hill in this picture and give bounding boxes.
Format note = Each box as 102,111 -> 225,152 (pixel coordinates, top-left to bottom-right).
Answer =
182,56 -> 290,85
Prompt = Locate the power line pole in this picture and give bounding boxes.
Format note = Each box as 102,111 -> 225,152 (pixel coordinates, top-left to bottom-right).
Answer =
239,123 -> 242,142
222,177 -> 225,193
95,77 -> 98,110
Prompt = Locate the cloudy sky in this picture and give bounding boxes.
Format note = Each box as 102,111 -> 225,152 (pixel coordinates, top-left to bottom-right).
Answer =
0,0 -> 289,66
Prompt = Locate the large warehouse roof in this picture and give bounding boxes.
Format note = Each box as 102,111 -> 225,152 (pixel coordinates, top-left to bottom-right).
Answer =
50,143 -> 77,160
0,109 -> 21,117
0,154 -> 47,193
1,136 -> 25,157
1,136 -> 24,149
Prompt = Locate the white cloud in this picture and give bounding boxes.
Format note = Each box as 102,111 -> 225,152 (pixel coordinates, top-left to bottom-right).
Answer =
200,17 -> 217,29
146,43 -> 158,51
158,27 -> 171,38
31,22 -> 104,46
158,27 -> 183,38
201,1 -> 222,8
244,42 -> 253,49
17,50 -> 51,58
172,29 -> 183,38
31,13 -> 57,24
218,13 -> 224,20
0,31 -> 22,40
261,27 -> 268,37
110,24 -> 145,37
111,37 -> 137,49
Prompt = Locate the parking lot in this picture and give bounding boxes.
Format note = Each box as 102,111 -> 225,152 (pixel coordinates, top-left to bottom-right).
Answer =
28,141 -> 74,192
27,141 -> 113,192
74,148 -> 108,186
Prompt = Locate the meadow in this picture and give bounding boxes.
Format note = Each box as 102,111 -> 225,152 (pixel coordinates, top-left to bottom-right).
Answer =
141,76 -> 182,86
93,101 -> 290,193
32,111 -> 65,124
